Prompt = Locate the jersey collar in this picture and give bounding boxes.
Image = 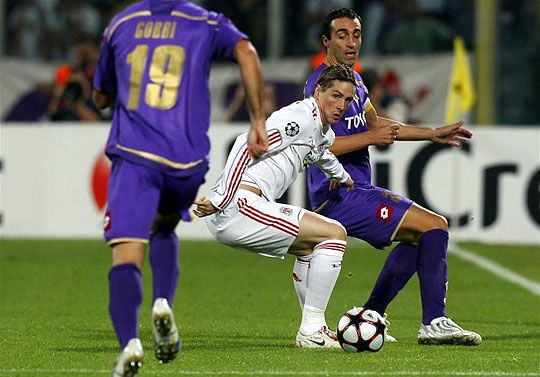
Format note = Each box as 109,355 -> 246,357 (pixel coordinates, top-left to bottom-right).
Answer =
308,97 -> 325,129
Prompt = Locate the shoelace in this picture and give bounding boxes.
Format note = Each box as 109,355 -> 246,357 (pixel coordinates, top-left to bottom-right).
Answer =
322,326 -> 338,340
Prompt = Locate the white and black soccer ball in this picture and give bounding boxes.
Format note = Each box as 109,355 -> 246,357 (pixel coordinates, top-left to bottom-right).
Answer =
336,307 -> 386,352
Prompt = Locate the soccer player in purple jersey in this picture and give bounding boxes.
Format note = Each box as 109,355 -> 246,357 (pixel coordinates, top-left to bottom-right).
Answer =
92,1 -> 267,375
300,8 -> 482,346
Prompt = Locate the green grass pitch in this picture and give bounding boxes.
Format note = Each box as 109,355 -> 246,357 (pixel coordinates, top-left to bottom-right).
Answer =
1,239 -> 539,376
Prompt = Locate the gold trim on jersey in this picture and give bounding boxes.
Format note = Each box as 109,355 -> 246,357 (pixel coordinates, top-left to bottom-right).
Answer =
107,237 -> 148,246
365,101 -> 374,112
170,11 -> 218,24
116,144 -> 204,170
107,11 -> 152,41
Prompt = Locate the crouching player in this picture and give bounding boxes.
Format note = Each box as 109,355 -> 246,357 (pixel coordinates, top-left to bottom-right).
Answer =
194,64 -> 355,348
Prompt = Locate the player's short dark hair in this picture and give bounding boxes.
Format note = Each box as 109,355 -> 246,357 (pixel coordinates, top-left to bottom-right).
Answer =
316,64 -> 356,91
320,8 -> 361,40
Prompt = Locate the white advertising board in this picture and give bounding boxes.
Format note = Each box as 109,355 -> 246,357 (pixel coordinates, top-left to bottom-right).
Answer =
1,124 -> 539,244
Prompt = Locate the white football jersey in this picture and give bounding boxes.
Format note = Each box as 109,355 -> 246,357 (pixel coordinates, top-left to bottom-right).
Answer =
209,97 -> 350,210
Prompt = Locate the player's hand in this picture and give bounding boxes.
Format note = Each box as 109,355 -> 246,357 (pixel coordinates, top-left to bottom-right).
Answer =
193,197 -> 218,218
431,120 -> 473,147
329,178 -> 354,192
369,123 -> 400,145
343,177 -> 354,191
247,122 -> 268,158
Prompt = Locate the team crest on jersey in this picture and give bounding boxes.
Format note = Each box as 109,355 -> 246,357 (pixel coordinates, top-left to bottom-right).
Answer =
280,207 -> 293,216
376,204 -> 394,223
285,121 -> 300,137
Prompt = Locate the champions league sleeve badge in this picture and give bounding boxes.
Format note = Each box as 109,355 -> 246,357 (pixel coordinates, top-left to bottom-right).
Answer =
285,121 -> 300,137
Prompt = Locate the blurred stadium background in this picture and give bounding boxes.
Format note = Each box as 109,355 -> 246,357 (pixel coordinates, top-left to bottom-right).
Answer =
0,1 -> 539,376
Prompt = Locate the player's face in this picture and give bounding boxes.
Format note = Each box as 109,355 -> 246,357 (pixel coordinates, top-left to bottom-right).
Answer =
315,81 -> 355,124
323,17 -> 362,67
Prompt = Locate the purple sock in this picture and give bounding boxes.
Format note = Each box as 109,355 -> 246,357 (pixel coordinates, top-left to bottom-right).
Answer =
109,264 -> 143,349
364,242 -> 418,315
149,230 -> 179,304
417,229 -> 448,324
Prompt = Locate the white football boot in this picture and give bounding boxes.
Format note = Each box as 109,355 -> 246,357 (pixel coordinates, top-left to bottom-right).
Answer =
382,313 -> 397,343
152,298 -> 181,363
295,325 -> 341,349
418,316 -> 482,345
111,338 -> 144,377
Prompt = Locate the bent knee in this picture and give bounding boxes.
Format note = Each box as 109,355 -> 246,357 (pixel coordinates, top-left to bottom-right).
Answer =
431,214 -> 448,231
326,220 -> 347,241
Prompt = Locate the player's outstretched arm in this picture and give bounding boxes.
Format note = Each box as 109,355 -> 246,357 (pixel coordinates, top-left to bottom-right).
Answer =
234,39 -> 268,158
330,106 -> 399,156
381,117 -> 472,147
431,120 -> 473,147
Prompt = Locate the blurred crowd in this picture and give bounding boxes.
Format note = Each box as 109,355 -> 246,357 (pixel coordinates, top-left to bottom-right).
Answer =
2,0 -> 539,124
4,0 -> 472,61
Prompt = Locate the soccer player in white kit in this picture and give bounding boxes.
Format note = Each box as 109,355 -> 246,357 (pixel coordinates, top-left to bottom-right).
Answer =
194,64 -> 356,349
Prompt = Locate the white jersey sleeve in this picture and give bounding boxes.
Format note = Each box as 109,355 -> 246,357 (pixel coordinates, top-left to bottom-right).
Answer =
314,149 -> 351,183
264,101 -> 350,182
263,104 -> 312,155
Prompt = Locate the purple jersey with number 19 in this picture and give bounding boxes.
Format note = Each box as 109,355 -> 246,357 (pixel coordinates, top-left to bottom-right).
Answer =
93,0 -> 247,177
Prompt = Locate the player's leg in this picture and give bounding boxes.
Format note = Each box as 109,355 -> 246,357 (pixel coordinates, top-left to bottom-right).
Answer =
105,158 -> 162,376
110,243 -> 145,377
148,213 -> 182,363
289,211 -> 347,348
319,186 -> 416,314
110,242 -> 146,348
363,242 -> 418,314
395,204 -> 448,323
149,213 -> 180,305
205,191 -> 344,348
292,253 -> 312,311
149,170 -> 207,362
316,186 -> 416,342
396,204 -> 481,345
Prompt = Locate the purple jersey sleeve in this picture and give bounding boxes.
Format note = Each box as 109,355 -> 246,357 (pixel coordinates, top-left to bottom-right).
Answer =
93,35 -> 116,94
93,0 -> 248,177
305,63 -> 373,209
210,13 -> 247,60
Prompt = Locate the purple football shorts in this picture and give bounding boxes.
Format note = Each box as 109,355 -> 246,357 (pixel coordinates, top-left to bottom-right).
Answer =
104,157 -> 207,245
317,183 -> 413,249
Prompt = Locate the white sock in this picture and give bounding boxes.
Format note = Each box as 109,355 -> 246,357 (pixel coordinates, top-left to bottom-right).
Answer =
300,305 -> 326,335
300,240 -> 346,335
292,254 -> 312,311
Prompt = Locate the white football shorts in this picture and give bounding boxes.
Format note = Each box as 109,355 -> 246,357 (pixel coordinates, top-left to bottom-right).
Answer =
206,189 -> 306,258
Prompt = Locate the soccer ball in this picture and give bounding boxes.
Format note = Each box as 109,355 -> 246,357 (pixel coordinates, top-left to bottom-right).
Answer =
336,307 -> 386,352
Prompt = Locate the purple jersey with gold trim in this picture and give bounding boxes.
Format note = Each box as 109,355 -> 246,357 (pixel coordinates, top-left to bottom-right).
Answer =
305,63 -> 372,209
94,0 -> 247,176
